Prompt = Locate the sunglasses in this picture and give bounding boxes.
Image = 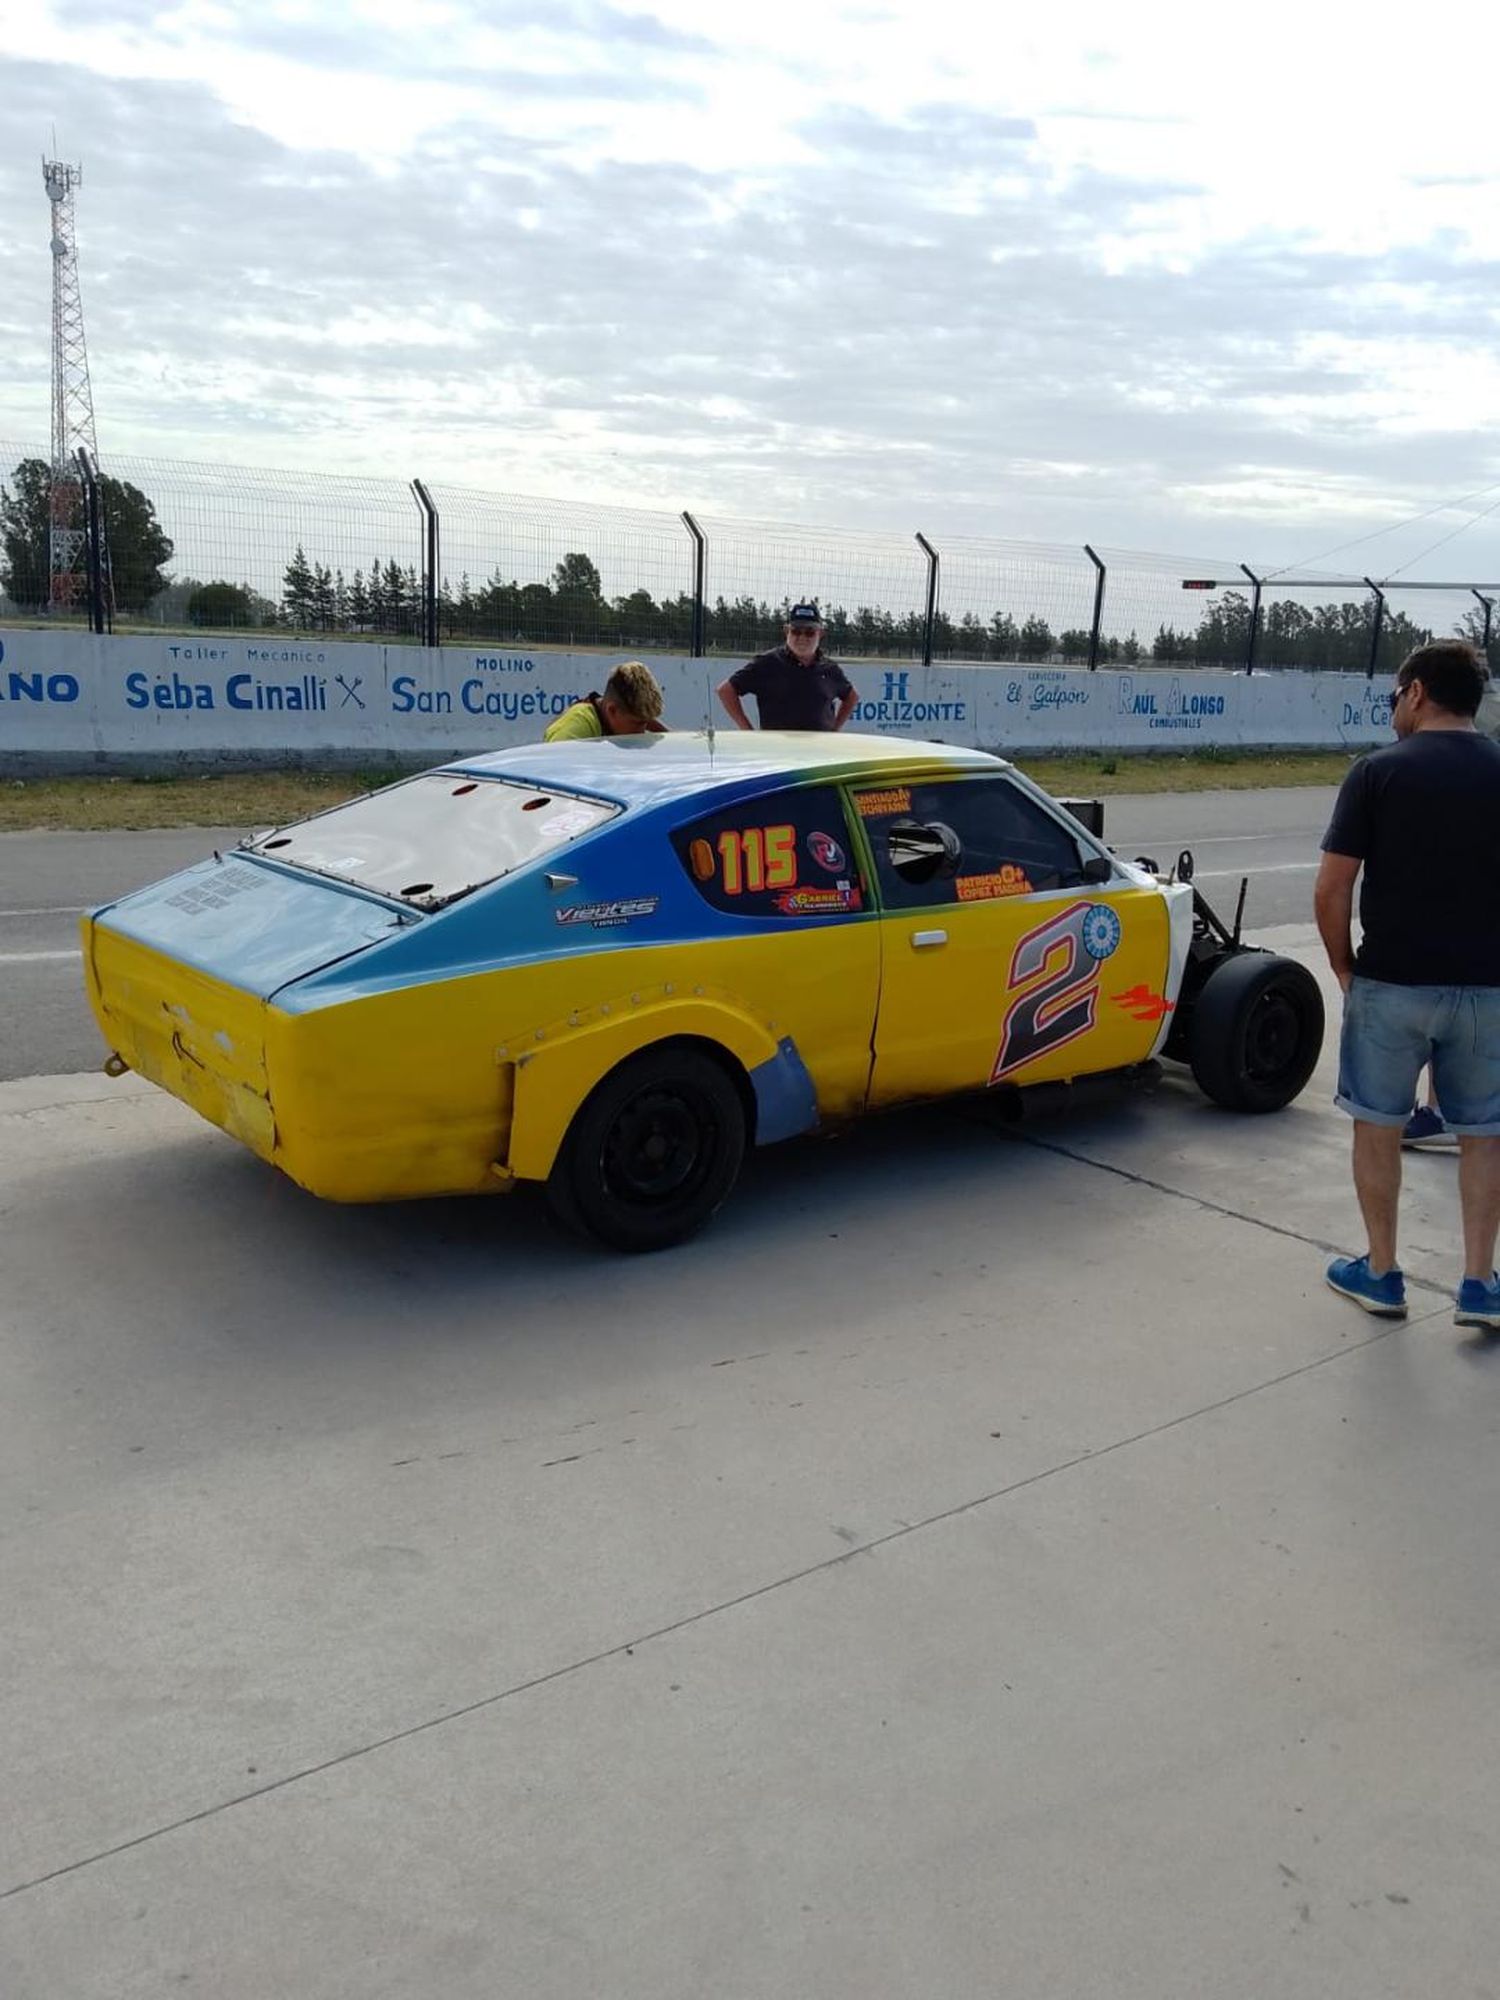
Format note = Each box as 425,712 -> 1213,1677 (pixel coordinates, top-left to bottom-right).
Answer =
788,624 -> 822,637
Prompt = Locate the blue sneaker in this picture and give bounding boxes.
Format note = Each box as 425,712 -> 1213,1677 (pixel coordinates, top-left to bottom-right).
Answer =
1402,1105 -> 1456,1150
1326,1254 -> 1407,1318
1455,1274 -> 1500,1330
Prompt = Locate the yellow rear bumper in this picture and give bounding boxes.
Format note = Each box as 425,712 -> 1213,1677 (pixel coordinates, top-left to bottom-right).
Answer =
82,920 -> 515,1202
84,919 -> 276,1162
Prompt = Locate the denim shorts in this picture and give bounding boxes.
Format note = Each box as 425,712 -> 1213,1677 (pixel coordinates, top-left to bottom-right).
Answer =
1337,977 -> 1500,1135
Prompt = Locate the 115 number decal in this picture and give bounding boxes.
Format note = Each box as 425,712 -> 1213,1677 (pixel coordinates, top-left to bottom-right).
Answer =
690,823 -> 798,897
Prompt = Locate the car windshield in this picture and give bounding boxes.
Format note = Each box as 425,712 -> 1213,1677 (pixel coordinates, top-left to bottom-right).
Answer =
243,773 -> 619,909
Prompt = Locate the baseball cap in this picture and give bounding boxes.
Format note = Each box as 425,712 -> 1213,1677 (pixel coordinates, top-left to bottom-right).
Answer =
787,601 -> 823,626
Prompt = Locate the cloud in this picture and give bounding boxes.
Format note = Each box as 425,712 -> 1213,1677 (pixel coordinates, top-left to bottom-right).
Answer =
3,14 -> 1500,587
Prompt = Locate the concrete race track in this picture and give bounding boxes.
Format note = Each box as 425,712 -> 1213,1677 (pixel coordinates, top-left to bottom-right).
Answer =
3,788 -> 1498,1999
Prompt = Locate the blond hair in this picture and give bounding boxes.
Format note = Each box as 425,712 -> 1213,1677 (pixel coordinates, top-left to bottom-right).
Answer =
604,660 -> 664,723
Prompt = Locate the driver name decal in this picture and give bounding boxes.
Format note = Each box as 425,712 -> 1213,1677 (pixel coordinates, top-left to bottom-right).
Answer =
856,787 -> 911,819
956,866 -> 1031,902
772,885 -> 862,916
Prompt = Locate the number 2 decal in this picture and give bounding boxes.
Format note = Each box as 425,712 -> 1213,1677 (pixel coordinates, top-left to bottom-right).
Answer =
991,901 -> 1118,1082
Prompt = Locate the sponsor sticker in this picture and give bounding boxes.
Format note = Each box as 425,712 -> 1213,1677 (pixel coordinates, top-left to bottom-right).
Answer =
807,830 -> 847,873
555,896 -> 659,929
1111,984 -> 1174,1022
956,866 -> 1032,902
542,805 -> 604,839
1080,904 -> 1122,960
856,787 -> 912,819
164,870 -> 268,915
772,885 -> 861,916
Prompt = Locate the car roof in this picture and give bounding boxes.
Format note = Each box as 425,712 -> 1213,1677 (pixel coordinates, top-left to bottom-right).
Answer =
446,731 -> 1006,812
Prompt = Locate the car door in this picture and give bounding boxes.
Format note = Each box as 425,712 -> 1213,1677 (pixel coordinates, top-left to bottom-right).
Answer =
670,782 -> 880,1122
855,773 -> 1172,1108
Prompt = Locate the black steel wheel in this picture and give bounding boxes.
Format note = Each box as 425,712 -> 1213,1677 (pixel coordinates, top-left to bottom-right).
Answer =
546,1045 -> 747,1251
1187,952 -> 1324,1113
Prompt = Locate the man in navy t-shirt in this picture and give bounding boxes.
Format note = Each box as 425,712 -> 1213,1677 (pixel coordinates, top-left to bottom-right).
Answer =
1315,639 -> 1500,1329
716,602 -> 858,732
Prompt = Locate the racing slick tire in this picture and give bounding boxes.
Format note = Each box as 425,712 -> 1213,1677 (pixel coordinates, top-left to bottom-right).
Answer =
1187,952 -> 1324,1113
546,1044 -> 747,1252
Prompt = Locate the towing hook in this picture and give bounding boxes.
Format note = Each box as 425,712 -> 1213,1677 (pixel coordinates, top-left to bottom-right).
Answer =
102,1053 -> 130,1078
1177,848 -> 1195,883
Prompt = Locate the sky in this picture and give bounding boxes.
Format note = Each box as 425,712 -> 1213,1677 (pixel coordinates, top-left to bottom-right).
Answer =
2,0 -> 1500,599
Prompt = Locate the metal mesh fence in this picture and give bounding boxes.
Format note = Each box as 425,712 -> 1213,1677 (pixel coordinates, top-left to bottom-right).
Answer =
1251,577 -> 1497,676
1379,584 -> 1495,676
1091,547 -> 1258,667
0,438 -> 428,639
107,453 -> 425,640
3,435 -> 1498,672
1084,555 -> 1500,676
424,483 -> 693,652
930,537 -> 1100,663
1253,577 -> 1370,673
694,513 -> 932,660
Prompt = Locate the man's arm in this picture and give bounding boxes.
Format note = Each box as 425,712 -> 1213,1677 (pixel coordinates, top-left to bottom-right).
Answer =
716,680 -> 754,730
832,685 -> 858,730
1314,851 -> 1361,992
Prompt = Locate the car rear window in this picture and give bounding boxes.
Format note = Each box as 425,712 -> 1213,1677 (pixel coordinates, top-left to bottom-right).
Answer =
243,773 -> 618,909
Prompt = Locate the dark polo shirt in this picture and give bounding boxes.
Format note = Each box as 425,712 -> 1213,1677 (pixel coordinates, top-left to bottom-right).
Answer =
729,645 -> 855,731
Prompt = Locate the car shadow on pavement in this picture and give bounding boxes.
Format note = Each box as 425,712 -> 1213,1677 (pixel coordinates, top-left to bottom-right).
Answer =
5,1075 -> 1176,1366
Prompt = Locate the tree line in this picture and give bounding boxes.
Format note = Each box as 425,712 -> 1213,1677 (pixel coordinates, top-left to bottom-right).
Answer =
4,457 -> 1495,671
1146,589 -> 1497,675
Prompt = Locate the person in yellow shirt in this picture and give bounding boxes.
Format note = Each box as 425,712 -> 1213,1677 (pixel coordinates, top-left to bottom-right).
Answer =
545,661 -> 668,741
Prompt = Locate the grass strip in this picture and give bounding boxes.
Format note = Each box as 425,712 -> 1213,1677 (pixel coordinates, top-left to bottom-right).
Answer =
0,748 -> 1360,833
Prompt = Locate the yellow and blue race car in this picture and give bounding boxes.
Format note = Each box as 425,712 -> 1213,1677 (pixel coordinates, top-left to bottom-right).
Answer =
83,733 -> 1323,1249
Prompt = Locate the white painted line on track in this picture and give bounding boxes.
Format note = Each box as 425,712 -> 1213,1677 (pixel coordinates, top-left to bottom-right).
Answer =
1176,831 -> 1324,847
0,906 -> 85,918
1197,862 -> 1318,878
0,949 -> 82,964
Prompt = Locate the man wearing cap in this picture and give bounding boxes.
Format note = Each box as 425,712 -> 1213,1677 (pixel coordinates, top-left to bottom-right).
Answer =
716,604 -> 859,732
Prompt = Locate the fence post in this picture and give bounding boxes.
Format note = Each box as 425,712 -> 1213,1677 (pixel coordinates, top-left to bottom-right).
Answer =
1239,563 -> 1262,673
75,446 -> 108,636
915,533 -> 939,666
411,480 -> 439,647
1363,578 -> 1386,681
1083,544 -> 1106,671
1472,587 -> 1494,655
682,511 -> 706,657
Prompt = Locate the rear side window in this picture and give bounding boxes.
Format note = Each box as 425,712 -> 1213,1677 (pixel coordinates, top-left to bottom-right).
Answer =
856,776 -> 1088,911
674,786 -> 864,918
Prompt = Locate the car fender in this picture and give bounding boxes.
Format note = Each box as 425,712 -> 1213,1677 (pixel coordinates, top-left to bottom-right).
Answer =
500,982 -> 812,1184
1154,881 -> 1196,1055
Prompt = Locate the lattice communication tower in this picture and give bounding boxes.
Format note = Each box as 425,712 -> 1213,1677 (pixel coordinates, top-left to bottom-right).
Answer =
43,156 -> 106,610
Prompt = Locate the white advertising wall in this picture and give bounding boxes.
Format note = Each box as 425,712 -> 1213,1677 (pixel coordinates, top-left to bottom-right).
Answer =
0,629 -> 1397,772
